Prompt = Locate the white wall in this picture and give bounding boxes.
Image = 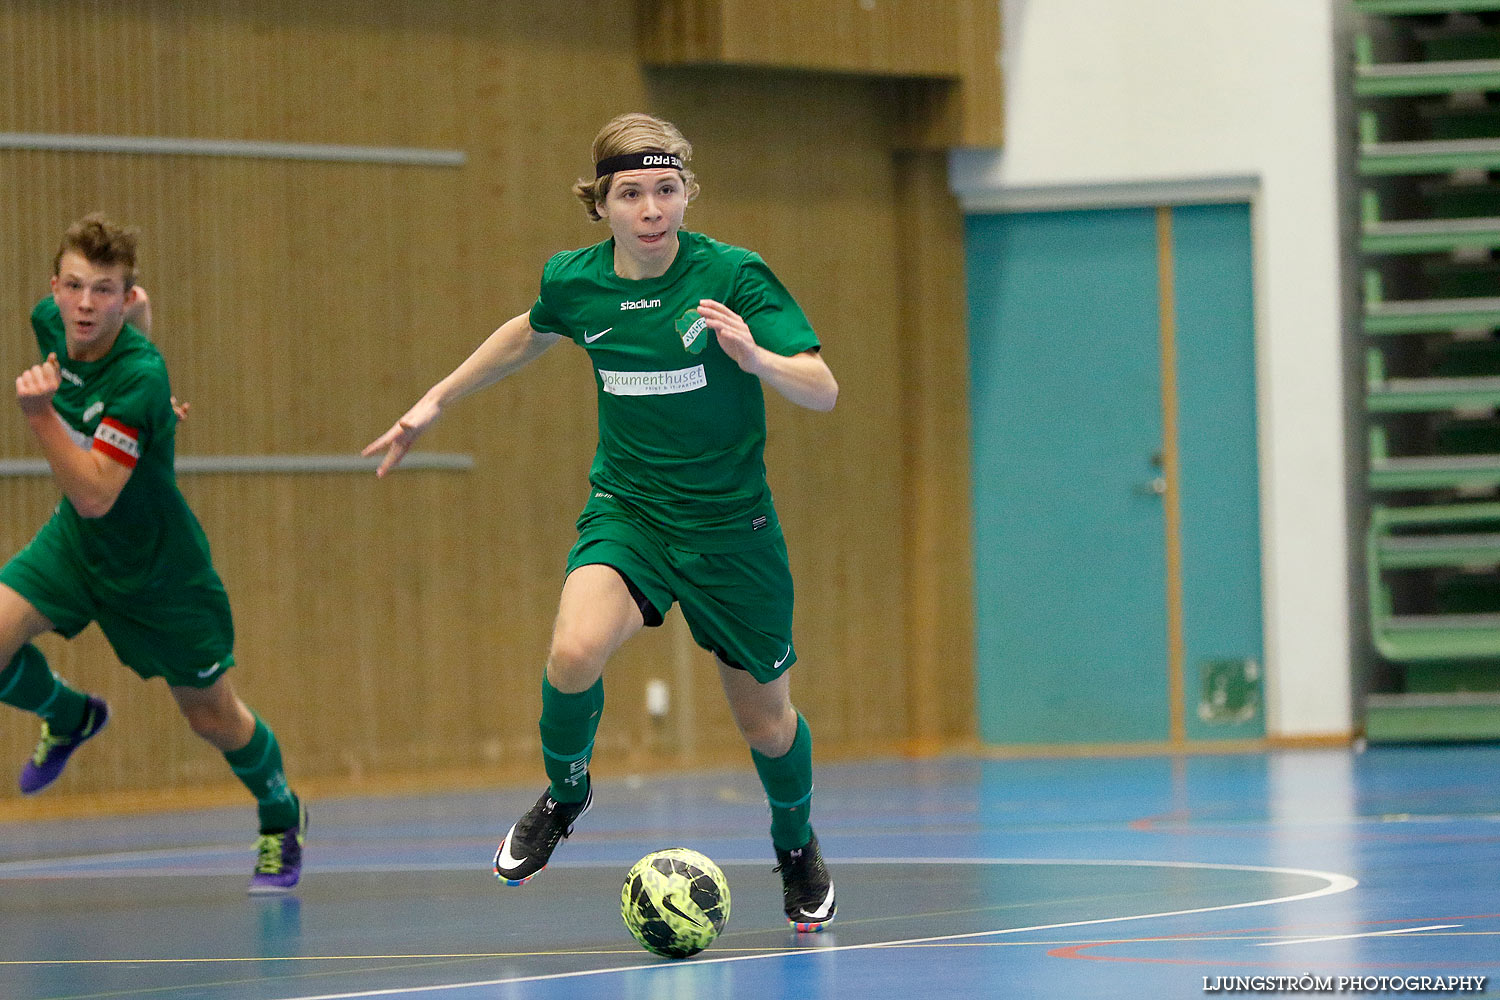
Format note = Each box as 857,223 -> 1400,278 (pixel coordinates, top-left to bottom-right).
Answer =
952,0 -> 1352,739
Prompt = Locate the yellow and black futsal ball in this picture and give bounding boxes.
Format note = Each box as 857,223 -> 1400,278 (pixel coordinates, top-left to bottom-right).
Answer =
621,848 -> 731,959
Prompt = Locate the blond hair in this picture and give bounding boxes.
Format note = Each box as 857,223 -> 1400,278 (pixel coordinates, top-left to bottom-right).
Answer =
573,113 -> 699,222
54,213 -> 138,287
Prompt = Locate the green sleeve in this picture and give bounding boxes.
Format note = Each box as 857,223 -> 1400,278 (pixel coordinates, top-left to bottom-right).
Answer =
730,254 -> 820,357
527,253 -> 571,339
100,365 -> 171,456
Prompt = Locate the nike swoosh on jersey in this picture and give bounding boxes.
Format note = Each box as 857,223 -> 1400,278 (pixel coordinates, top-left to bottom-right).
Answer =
773,645 -> 792,670
197,661 -> 223,679
583,327 -> 613,343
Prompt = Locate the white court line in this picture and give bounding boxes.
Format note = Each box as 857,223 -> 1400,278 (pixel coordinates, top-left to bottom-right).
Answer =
257,858 -> 1358,1000
0,851 -> 485,878
0,844 -> 255,876
1256,923 -> 1460,947
0,853 -> 1355,877
0,852 -> 1359,884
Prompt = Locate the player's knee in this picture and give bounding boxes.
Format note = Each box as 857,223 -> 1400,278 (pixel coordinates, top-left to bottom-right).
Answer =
0,595 -> 48,666
180,701 -> 234,743
0,636 -> 29,674
735,706 -> 796,757
546,633 -> 607,689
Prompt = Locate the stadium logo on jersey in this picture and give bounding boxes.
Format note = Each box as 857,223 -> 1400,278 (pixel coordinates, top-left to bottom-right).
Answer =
620,297 -> 662,311
92,417 -> 140,468
599,365 -> 707,396
676,309 -> 709,355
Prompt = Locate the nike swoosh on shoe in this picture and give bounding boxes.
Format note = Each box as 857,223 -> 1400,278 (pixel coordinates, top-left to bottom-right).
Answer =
799,885 -> 836,921
493,825 -> 528,872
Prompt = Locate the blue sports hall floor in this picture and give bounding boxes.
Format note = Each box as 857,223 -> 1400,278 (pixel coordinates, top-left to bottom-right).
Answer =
1,745 -> 1498,999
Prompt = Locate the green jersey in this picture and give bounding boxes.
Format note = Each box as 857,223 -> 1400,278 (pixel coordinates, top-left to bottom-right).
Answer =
28,296 -> 219,597
528,231 -> 819,552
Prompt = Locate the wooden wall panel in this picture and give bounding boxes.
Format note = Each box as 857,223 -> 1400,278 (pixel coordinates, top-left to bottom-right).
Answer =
0,0 -> 977,817
640,69 -> 911,755
895,151 -> 978,751
638,0 -> 1003,148
642,0 -> 964,76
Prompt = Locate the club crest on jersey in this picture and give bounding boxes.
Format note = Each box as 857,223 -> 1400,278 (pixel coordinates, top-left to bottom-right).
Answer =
676,309 -> 709,355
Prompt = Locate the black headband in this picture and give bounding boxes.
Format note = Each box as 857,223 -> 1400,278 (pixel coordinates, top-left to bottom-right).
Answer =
595,151 -> 684,178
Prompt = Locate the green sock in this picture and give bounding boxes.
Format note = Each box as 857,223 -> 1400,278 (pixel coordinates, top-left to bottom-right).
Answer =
0,643 -> 87,733
751,712 -> 815,851
224,716 -> 299,833
540,675 -> 603,804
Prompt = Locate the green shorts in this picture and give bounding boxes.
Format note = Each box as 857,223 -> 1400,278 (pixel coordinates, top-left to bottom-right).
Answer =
566,505 -> 797,684
0,517 -> 235,688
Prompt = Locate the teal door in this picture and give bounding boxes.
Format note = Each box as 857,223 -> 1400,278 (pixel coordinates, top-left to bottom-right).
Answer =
966,203 -> 1264,746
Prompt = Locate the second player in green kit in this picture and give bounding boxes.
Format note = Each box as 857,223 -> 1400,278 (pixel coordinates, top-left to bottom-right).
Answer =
366,112 -> 841,930
0,215 -> 306,893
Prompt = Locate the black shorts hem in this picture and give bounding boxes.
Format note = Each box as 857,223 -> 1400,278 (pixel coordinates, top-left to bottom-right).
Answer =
604,565 -> 666,627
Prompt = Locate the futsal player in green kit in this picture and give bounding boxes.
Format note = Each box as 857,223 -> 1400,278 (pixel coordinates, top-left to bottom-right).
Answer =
365,113 -> 840,930
0,214 -> 306,893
